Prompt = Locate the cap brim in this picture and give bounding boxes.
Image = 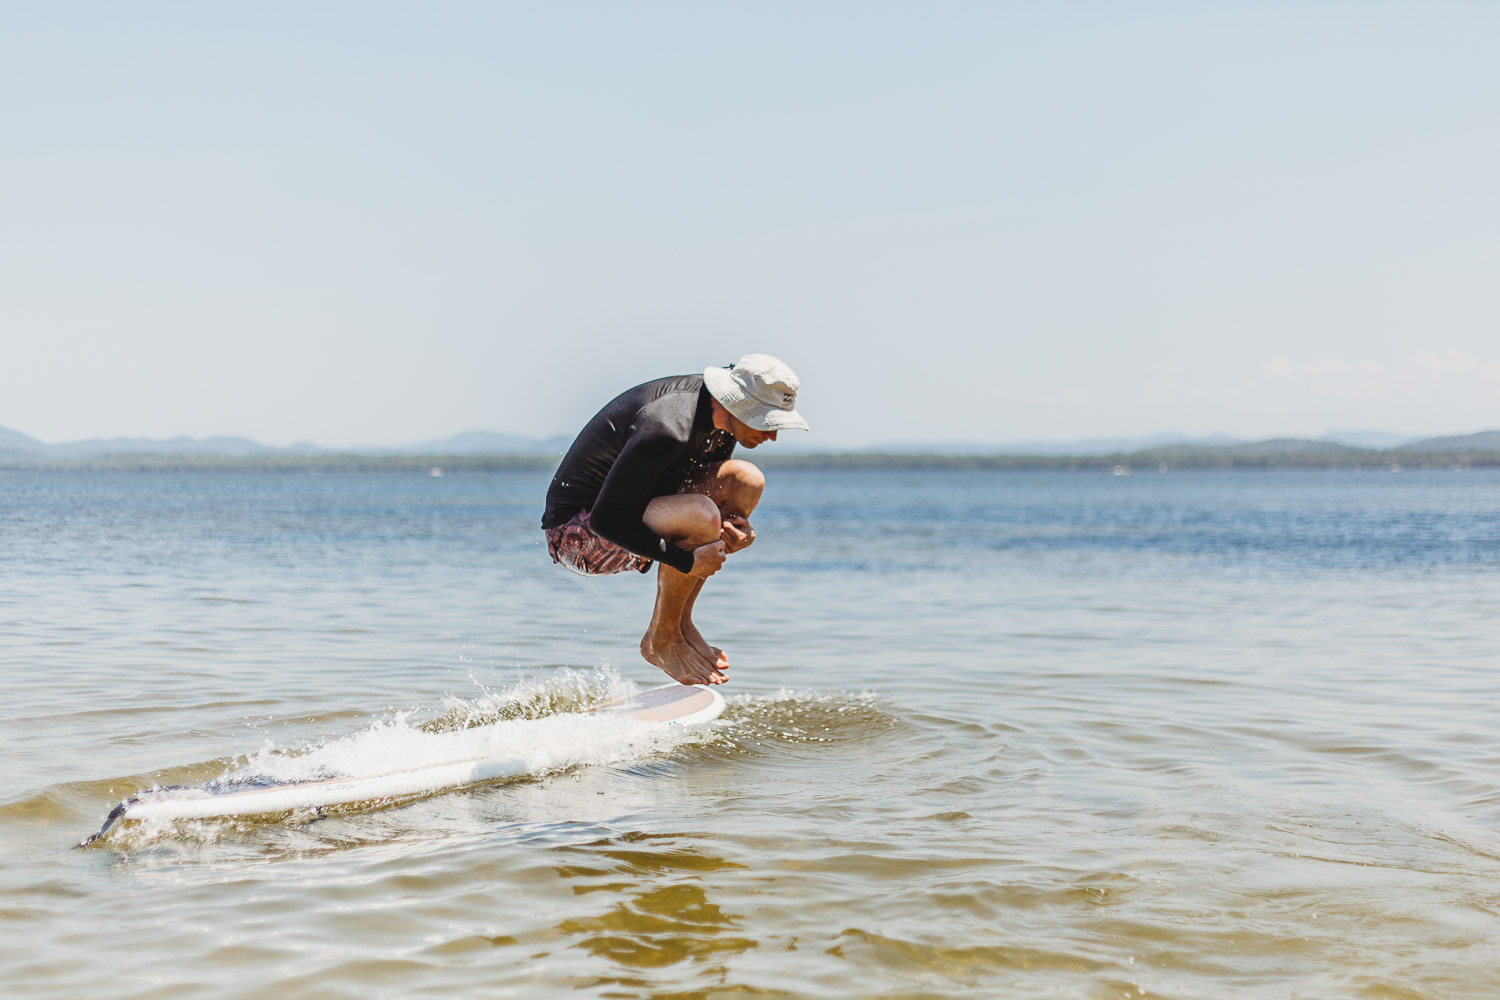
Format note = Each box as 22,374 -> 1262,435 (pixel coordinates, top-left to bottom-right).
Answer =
736,401 -> 809,432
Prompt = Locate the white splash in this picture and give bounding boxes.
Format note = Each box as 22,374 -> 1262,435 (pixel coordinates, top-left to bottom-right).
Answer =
97,673 -> 717,835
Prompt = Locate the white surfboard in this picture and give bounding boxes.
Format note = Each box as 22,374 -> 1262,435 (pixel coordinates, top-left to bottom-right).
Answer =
594,681 -> 724,725
82,682 -> 724,844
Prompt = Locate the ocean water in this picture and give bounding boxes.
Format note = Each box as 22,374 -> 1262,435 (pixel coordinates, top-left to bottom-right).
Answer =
3,466 -> 1499,999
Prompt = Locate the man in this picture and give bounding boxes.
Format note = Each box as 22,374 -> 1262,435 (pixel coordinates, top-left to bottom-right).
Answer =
541,354 -> 808,686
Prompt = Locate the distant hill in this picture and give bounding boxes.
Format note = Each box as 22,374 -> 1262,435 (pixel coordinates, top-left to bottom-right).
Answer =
1113,437 -> 1362,467
389,431 -> 572,456
774,433 -> 1246,456
45,435 -> 282,458
1213,438 -> 1359,457
0,426 -> 48,455
1399,430 -> 1500,452
1317,430 -> 1414,449
0,425 -> 571,459
989,434 -> 1244,456
4,423 -> 1500,469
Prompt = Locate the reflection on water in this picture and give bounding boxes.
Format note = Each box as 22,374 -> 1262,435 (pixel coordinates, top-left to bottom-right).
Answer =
4,469 -> 1500,998
555,836 -> 756,990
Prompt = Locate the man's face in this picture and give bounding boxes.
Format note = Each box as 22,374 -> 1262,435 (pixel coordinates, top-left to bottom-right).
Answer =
715,406 -> 778,449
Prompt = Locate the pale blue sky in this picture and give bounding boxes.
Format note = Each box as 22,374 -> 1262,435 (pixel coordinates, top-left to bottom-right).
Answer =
3,2 -> 1496,448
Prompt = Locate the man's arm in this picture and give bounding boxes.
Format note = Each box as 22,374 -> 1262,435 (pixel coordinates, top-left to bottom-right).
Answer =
588,428 -> 698,574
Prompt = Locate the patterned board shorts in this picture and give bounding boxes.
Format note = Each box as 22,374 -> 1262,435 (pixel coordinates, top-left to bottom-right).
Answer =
543,510 -> 653,576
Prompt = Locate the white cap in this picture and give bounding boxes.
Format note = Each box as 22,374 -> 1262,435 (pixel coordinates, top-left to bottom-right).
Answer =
703,354 -> 809,432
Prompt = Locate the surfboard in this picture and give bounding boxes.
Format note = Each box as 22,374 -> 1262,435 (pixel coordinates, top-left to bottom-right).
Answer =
595,681 -> 724,725
81,682 -> 724,844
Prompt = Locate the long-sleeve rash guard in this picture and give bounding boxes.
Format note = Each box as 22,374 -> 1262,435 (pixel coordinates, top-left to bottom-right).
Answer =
542,375 -> 735,574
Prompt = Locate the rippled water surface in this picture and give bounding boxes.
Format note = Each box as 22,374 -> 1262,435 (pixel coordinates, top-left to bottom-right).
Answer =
4,467 -> 1500,998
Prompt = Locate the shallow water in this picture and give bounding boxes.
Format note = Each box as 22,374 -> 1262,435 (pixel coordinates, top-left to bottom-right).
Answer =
4,467 -> 1500,998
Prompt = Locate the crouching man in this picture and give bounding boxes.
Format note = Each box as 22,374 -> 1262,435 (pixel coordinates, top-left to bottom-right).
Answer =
540,354 -> 808,685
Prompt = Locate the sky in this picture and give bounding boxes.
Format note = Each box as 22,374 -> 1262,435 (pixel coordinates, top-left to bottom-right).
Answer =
2,2 -> 1497,449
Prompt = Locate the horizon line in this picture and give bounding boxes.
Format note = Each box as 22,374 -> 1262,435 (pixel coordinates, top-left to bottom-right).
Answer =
5,423 -> 1500,454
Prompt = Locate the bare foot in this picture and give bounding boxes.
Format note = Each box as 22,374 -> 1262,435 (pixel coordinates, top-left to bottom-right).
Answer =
681,617 -> 729,670
641,633 -> 726,685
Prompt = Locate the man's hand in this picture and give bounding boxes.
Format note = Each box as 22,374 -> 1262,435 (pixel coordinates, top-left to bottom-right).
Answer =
721,515 -> 755,553
689,539 -> 727,579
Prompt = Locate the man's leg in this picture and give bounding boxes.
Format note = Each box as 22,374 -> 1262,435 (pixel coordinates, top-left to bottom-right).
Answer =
676,460 -> 765,670
640,493 -> 724,685
678,579 -> 718,667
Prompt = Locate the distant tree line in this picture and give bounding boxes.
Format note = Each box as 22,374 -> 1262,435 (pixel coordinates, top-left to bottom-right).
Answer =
4,445 -> 1500,472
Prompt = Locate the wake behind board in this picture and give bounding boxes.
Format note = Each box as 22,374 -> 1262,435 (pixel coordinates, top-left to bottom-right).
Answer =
82,682 -> 724,845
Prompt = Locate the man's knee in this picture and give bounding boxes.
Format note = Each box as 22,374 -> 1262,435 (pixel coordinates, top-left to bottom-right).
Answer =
717,459 -> 765,512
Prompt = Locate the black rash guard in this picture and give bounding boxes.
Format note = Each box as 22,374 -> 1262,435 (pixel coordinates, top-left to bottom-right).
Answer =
542,374 -> 735,574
